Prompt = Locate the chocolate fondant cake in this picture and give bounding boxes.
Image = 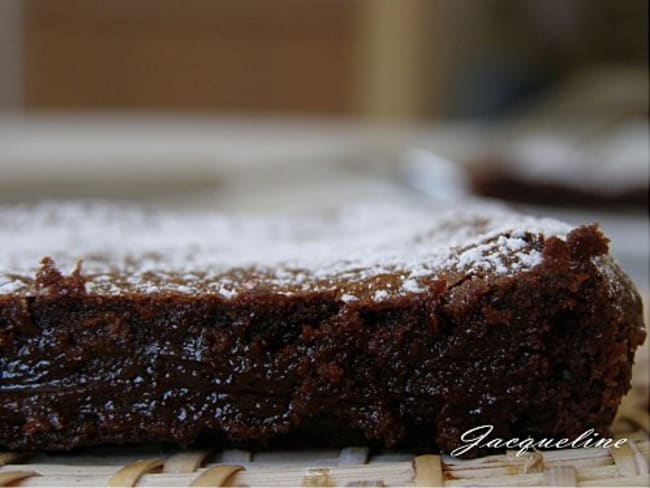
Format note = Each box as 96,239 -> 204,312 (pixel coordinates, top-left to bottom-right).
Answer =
0,202 -> 645,456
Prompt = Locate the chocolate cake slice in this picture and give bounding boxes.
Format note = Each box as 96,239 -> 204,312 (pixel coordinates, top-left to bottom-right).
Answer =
0,202 -> 645,456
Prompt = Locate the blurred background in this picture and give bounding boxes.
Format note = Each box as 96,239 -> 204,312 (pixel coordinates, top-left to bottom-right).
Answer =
0,0 -> 648,285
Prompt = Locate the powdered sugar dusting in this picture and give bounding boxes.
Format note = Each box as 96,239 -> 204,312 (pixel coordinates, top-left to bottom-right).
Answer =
0,201 -> 575,301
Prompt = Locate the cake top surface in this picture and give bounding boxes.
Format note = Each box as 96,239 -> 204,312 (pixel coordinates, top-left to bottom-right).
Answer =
0,200 -> 576,301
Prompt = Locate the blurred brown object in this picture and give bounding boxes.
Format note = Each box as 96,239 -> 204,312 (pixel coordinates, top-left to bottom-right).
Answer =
24,0 -> 358,113
23,0 -> 446,119
0,1 -> 22,109
19,0 -> 650,118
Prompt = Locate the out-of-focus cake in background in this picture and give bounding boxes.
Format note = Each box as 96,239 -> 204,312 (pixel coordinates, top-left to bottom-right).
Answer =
471,122 -> 649,208
469,67 -> 649,210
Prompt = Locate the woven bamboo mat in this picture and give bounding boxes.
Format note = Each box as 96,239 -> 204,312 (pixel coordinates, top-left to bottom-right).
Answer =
1,335 -> 647,487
